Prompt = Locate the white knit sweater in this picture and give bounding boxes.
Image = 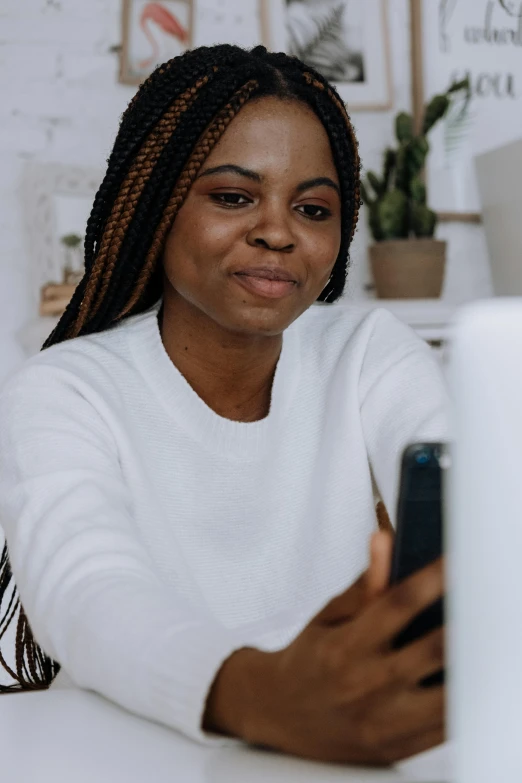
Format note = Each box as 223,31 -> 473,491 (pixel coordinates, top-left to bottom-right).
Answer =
0,299 -> 448,745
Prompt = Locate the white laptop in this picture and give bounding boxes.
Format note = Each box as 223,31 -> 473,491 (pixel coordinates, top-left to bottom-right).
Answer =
447,298 -> 522,782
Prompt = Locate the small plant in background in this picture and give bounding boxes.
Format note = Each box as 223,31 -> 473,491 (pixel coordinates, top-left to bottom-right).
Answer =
60,233 -> 84,285
40,234 -> 84,316
61,233 -> 82,249
360,77 -> 471,242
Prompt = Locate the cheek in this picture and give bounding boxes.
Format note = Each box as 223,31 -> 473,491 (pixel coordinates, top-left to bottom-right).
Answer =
304,224 -> 342,276
194,217 -> 242,255
164,206 -> 241,277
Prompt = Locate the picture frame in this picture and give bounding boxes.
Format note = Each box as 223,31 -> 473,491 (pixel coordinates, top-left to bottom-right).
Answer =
119,0 -> 273,86
21,162 -> 103,313
271,0 -> 392,112
120,0 -> 195,85
410,0 -> 522,223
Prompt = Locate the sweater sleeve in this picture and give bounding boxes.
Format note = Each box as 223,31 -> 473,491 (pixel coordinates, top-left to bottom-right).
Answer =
0,362 -> 246,746
359,310 -> 450,527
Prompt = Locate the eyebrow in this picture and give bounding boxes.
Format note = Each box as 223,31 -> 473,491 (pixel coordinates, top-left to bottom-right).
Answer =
198,164 -> 261,183
296,177 -> 341,197
197,165 -> 341,196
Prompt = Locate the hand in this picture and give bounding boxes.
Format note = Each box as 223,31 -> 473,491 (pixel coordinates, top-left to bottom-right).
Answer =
203,532 -> 444,765
202,531 -> 393,739
240,532 -> 445,765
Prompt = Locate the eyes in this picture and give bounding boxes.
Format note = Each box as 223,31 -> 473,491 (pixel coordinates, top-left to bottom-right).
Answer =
209,192 -> 334,221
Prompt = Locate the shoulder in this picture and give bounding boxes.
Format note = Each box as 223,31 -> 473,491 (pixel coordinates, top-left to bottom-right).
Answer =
0,307 -> 151,425
293,301 -> 430,365
290,302 -> 442,408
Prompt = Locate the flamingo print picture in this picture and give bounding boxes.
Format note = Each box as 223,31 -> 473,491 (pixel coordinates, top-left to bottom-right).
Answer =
123,0 -> 192,82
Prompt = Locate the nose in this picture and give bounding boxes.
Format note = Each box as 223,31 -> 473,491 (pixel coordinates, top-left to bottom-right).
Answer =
246,202 -> 296,253
251,236 -> 295,252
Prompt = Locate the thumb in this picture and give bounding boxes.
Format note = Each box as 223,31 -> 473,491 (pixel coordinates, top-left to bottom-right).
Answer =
365,530 -> 394,602
310,530 -> 394,628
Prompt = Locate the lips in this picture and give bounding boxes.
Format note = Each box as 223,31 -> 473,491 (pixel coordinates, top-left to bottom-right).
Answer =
232,267 -> 298,300
234,266 -> 297,283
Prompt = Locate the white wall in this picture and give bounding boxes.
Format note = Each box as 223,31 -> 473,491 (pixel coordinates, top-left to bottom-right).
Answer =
0,0 -> 493,385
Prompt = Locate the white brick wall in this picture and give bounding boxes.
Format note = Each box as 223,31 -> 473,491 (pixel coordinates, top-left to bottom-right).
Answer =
0,0 -> 495,688
0,0 -> 135,381
0,0 -> 492,386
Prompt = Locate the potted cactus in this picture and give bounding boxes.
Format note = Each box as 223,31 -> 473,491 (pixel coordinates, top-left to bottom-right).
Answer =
361,78 -> 471,299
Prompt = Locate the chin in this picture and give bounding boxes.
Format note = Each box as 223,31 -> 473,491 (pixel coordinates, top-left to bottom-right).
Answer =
218,304 -> 298,337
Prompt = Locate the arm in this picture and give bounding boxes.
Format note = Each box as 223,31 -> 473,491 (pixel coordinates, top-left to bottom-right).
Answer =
360,311 -> 450,525
206,316 -> 449,747
0,362 -> 253,744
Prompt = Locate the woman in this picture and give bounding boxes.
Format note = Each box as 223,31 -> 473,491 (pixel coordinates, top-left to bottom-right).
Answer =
0,45 -> 447,765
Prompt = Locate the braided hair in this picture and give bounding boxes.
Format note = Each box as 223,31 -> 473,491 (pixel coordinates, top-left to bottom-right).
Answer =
0,44 -> 361,691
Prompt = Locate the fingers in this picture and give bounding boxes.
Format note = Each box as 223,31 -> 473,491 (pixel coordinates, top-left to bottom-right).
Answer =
374,627 -> 445,692
365,531 -> 394,602
337,627 -> 444,702
348,558 -> 444,652
313,531 -> 395,628
388,626 -> 445,686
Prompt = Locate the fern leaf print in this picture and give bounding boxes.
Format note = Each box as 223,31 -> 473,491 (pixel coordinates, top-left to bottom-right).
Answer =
286,0 -> 366,83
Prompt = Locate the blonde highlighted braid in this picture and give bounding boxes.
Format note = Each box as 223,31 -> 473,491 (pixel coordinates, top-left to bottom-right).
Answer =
75,77 -> 210,333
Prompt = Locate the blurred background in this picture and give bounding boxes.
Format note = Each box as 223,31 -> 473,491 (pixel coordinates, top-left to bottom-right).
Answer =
1,0 -> 521,383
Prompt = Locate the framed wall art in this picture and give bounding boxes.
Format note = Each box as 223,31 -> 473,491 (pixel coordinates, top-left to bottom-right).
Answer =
120,0 -> 195,85
21,162 -> 102,312
268,0 -> 392,112
411,0 -> 522,222
119,0 -> 273,85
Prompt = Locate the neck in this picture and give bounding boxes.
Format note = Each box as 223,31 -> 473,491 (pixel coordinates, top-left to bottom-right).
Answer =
159,290 -> 283,422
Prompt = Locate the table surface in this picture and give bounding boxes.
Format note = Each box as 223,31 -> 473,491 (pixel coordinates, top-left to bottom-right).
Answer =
0,689 -> 451,783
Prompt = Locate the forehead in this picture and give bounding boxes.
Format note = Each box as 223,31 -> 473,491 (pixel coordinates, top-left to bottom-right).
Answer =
204,96 -> 338,179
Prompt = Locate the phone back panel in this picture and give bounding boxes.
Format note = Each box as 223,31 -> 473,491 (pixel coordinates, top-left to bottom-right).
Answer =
390,443 -> 444,685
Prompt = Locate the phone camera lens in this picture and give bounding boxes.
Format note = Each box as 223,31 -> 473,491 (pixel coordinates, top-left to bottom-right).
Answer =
415,450 -> 431,466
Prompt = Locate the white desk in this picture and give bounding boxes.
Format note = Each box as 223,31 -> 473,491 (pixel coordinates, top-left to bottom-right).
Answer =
0,689 -> 450,783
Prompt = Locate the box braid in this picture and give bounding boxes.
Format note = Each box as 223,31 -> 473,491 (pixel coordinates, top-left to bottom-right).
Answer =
0,44 -> 361,691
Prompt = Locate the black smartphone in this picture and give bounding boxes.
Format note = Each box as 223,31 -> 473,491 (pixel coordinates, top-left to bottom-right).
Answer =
389,442 -> 446,687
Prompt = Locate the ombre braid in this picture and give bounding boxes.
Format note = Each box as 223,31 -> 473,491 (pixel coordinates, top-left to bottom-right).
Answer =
82,78 -> 210,329
0,44 -> 361,691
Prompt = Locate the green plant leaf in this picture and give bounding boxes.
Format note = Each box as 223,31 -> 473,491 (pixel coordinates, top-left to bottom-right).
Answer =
408,137 -> 430,175
395,146 -> 409,192
382,148 -> 396,191
360,181 -> 374,207
410,203 -> 437,237
410,176 -> 427,205
370,190 -> 409,241
396,112 -> 414,143
367,171 -> 384,196
447,76 -> 471,94
422,95 -> 451,136
60,233 -> 82,248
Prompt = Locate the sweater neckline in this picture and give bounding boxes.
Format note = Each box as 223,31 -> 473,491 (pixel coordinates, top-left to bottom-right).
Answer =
126,298 -> 301,461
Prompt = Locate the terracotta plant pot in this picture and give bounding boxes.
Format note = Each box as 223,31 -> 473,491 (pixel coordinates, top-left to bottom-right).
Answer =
369,239 -> 447,299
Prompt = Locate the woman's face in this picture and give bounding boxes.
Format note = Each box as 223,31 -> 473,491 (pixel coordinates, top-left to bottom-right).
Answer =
162,96 -> 342,337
